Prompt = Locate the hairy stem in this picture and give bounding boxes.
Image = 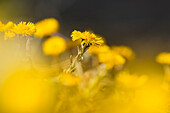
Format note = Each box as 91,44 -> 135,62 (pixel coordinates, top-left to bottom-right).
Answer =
66,45 -> 86,73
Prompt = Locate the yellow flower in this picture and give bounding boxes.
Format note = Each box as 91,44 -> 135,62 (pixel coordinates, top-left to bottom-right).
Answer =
98,50 -> 125,69
12,21 -> 36,37
112,45 -> 134,60
156,52 -> 170,64
42,36 -> 66,56
3,21 -> 14,31
4,31 -> 15,40
71,30 -> 104,46
88,44 -> 110,55
116,71 -> 147,88
34,18 -> 59,38
58,73 -> 81,86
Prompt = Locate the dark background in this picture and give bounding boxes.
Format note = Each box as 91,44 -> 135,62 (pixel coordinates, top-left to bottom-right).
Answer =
0,0 -> 170,62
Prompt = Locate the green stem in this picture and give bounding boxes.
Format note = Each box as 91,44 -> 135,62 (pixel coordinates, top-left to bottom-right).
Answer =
66,45 -> 86,73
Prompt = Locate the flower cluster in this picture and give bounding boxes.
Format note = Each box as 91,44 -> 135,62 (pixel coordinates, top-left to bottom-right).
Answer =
89,45 -> 134,70
71,30 -> 104,47
12,22 -> 36,37
0,18 -> 59,40
0,21 -> 36,40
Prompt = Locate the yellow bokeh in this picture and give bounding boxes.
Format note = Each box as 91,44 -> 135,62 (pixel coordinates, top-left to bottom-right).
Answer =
34,18 -> 59,38
156,52 -> 170,64
42,36 -> 66,56
0,70 -> 56,113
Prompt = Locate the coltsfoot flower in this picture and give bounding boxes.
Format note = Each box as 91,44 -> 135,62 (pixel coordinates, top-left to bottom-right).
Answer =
98,50 -> 125,70
12,21 -> 36,37
34,18 -> 59,38
71,30 -> 104,47
112,45 -> 134,60
0,21 -> 15,32
3,21 -> 14,31
156,52 -> 170,65
42,36 -> 66,56
88,44 -> 110,55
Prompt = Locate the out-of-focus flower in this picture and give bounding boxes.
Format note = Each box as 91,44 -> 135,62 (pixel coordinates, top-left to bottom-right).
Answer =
156,52 -> 170,64
88,45 -> 110,55
12,22 -> 36,37
71,30 -> 104,47
98,51 -> 125,69
116,71 -> 148,88
34,18 -> 59,38
112,45 -> 135,60
58,73 -> 81,86
3,21 -> 14,31
4,31 -> 15,40
42,36 -> 66,56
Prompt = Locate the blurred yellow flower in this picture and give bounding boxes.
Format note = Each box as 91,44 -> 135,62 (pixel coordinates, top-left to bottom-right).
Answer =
116,71 -> 148,88
4,31 -> 15,40
88,44 -> 110,55
12,21 -> 36,37
34,18 -> 59,38
71,30 -> 104,46
42,36 -> 66,56
3,21 -> 14,31
58,73 -> 81,86
98,50 -> 125,69
156,52 -> 170,64
0,21 -> 14,32
112,45 -> 134,60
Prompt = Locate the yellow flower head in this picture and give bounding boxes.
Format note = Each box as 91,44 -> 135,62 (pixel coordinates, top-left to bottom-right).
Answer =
112,45 -> 135,60
156,52 -> 170,64
3,21 -> 14,31
98,50 -> 125,69
42,36 -> 66,56
4,31 -> 15,40
71,30 -> 104,47
116,71 -> 148,88
34,18 -> 59,38
88,44 -> 110,55
58,73 -> 81,86
12,21 -> 36,37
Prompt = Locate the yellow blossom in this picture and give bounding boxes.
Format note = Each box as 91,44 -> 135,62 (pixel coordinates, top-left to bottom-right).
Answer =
42,36 -> 66,56
88,44 -> 110,55
58,73 -> 81,86
4,31 -> 15,40
3,21 -> 14,31
34,18 -> 59,38
98,50 -> 125,69
116,71 -> 148,88
71,30 -> 104,47
112,45 -> 134,60
12,21 -> 36,37
156,52 -> 170,64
